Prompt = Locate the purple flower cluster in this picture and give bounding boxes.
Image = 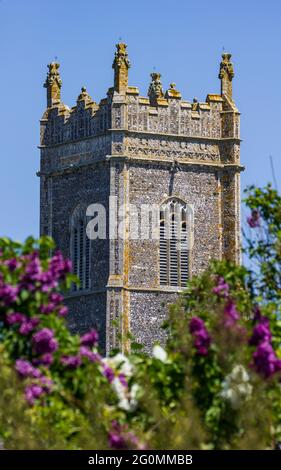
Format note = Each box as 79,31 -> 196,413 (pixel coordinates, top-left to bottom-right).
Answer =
0,276 -> 19,306
224,301 -> 240,327
109,421 -> 146,450
250,317 -> 272,346
24,377 -> 53,405
15,359 -> 53,405
24,384 -> 44,405
80,329 -> 99,348
39,291 -> 68,317
103,365 -> 115,382
80,346 -> 101,363
6,312 -> 26,325
247,209 -> 261,228
212,276 -> 229,297
60,338 -> 102,370
32,328 -> 58,355
189,316 -> 211,356
4,258 -> 19,271
6,312 -> 39,336
213,276 -> 241,328
60,355 -> 82,369
20,251 -> 71,294
1,248 -> 78,406
49,251 -> 72,282
252,342 -> 281,378
250,315 -> 281,378
19,318 -> 40,335
33,352 -> 54,366
15,359 -> 41,378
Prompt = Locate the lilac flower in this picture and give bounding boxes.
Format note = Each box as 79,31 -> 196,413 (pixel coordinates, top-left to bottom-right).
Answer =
49,251 -> 72,281
247,209 -> 261,228
189,316 -> 206,333
80,346 -> 101,363
32,328 -> 58,355
5,312 -> 26,325
39,302 -> 56,314
24,375 -> 53,406
4,258 -> 19,271
108,421 -> 146,450
103,365 -> 115,383
24,384 -> 44,405
108,421 -> 127,449
58,306 -> 68,317
252,341 -> 278,378
15,359 -> 41,379
224,300 -> 240,327
33,353 -> 54,366
194,330 -> 211,356
249,317 -> 272,346
61,355 -> 81,369
37,271 -> 58,292
119,373 -> 128,388
22,254 -> 42,282
250,312 -> 281,378
40,376 -> 53,392
212,277 -> 230,297
80,329 -> 99,348
49,292 -> 64,304
19,318 -> 40,335
0,282 -> 19,305
189,316 -> 211,356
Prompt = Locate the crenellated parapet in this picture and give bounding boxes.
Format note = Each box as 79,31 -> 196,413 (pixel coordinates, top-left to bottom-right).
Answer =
40,43 -> 241,169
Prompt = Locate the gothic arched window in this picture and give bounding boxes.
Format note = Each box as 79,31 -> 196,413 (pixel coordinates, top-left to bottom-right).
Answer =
159,198 -> 193,288
71,207 -> 91,291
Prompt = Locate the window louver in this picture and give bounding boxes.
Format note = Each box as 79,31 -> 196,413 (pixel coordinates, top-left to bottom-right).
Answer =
71,216 -> 91,292
159,199 -> 191,288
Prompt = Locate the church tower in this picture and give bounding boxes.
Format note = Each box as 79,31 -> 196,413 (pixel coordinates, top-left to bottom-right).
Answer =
39,46 -> 243,352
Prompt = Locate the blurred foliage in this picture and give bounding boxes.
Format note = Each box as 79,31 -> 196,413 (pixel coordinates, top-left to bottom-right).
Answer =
0,186 -> 281,449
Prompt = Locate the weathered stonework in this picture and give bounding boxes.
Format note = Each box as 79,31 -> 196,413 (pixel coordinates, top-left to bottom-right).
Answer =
39,44 -> 243,353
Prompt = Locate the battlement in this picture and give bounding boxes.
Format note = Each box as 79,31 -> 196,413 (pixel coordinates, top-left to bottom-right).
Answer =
40,45 -> 240,151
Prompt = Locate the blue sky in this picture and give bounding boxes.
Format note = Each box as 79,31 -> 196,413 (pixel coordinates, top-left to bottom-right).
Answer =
0,0 -> 280,241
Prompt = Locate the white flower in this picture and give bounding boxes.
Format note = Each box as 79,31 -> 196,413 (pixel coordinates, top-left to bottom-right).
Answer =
231,365 -> 250,383
112,377 -> 139,412
152,345 -> 168,362
220,364 -> 253,410
108,353 -> 134,377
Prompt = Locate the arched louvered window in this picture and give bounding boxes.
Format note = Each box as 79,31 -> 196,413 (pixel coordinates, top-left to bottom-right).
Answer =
159,199 -> 193,288
71,209 -> 91,292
